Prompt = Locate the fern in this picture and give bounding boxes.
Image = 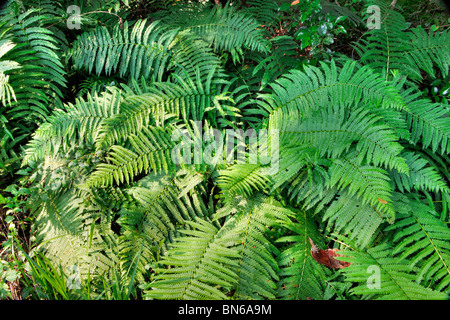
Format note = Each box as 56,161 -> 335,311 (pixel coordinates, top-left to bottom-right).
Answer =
214,195 -> 292,299
0,6 -> 66,122
144,218 -> 241,300
389,150 -> 449,194
385,194 -> 450,291
355,2 -> 450,82
31,190 -> 113,277
339,241 -> 447,299
87,126 -> 177,187
8,0 -> 450,301
160,3 -> 270,54
69,19 -> 177,81
276,209 -> 328,300
23,90 -> 122,165
323,192 -> 384,248
258,60 -> 406,128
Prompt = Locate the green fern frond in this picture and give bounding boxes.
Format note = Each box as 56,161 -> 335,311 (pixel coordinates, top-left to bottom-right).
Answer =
259,60 -> 406,130
242,0 -> 278,25
276,209 -> 327,300
115,171 -> 210,281
217,164 -> 271,204
278,104 -> 408,174
87,126 -> 177,187
96,67 -> 232,148
355,3 -> 450,82
23,90 -> 122,165
161,3 -> 270,53
327,151 -> 395,220
69,19 -> 178,81
145,218 -> 241,300
214,194 -> 292,299
339,242 -> 447,299
389,150 -> 449,194
323,192 -> 384,248
402,96 -> 450,155
32,190 -> 112,277
385,195 -> 450,291
0,7 -> 66,123
251,35 -> 302,89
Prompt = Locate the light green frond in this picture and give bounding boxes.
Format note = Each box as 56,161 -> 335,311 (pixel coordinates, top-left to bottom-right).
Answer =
258,60 -> 406,126
385,195 -> 450,291
144,218 -> 241,300
69,19 -> 178,81
276,209 -> 327,300
323,192 -> 384,248
214,194 -> 293,299
87,126 -> 177,187
339,242 -> 447,300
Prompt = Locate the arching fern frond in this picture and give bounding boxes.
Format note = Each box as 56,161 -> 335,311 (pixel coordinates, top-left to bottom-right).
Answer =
355,2 -> 450,82
23,90 -> 122,164
161,3 -> 270,54
339,242 -> 447,299
144,218 -> 241,300
116,172 -> 209,281
323,191 -> 384,248
259,60 -> 406,129
385,194 -> 450,291
217,164 -> 271,205
69,19 -> 178,81
277,104 -> 408,174
31,190 -> 113,278
0,6 -> 66,122
401,91 -> 450,155
95,67 -> 234,148
214,194 -> 292,299
276,209 -> 327,300
389,150 -> 449,194
327,151 -> 395,221
87,126 -> 177,187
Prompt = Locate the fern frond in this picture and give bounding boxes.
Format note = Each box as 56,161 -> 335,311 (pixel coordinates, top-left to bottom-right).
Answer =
250,35 -> 302,89
403,96 -> 450,155
0,7 -> 66,122
339,242 -> 447,299
276,209 -> 327,300
87,126 -> 176,187
259,60 -> 406,129
217,164 -> 271,204
214,194 -> 292,299
69,19 -> 177,81
23,90 -> 122,165
111,171 -> 210,281
278,104 -> 408,173
355,3 -> 450,82
145,218 -> 241,300
323,191 -> 384,248
96,67 -> 232,148
161,3 -> 270,53
389,150 -> 449,194
327,151 -> 395,221
32,190 -> 112,277
242,0 -> 278,26
385,195 -> 450,291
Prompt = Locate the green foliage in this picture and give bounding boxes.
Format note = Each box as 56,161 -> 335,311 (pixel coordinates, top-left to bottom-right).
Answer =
0,0 -> 449,300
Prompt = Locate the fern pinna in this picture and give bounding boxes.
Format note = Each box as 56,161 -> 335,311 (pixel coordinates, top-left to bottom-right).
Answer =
2,0 -> 449,300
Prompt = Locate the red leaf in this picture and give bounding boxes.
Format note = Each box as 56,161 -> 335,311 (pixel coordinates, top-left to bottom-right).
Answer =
308,237 -> 350,269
